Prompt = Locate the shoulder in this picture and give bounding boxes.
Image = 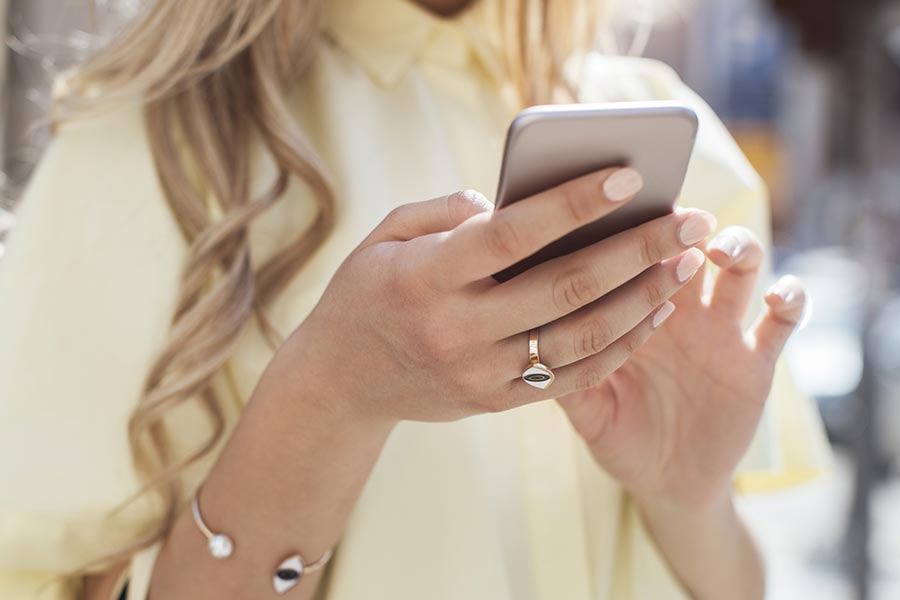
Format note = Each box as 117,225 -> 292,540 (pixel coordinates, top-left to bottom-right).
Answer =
38,90 -> 159,202
50,97 -> 148,157
37,99 -> 163,214
7,98 -> 184,268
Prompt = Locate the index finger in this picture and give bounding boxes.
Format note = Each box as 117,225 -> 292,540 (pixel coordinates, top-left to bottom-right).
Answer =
435,167 -> 643,288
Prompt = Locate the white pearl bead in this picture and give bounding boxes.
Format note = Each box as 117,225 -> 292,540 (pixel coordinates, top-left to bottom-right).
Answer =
208,534 -> 234,558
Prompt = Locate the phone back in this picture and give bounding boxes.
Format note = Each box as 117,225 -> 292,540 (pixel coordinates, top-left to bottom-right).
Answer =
491,102 -> 698,282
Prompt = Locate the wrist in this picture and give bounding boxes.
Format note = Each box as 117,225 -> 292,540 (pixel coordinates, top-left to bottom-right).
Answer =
632,490 -> 764,600
186,345 -> 394,570
634,487 -> 737,533
630,474 -> 735,518
199,319 -> 397,549
152,321 -> 396,597
263,318 -> 399,435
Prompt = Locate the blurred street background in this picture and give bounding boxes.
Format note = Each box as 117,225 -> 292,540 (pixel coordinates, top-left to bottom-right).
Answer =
2,1 -> 899,599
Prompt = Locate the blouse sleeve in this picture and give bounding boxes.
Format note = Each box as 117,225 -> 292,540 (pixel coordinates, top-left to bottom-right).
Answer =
0,104 -> 186,598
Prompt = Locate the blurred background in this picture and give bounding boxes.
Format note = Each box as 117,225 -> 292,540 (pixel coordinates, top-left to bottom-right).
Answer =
636,1 -> 900,598
1,0 -> 899,598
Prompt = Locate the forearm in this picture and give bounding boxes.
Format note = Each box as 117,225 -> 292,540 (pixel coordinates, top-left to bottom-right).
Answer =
148,326 -> 395,599
635,492 -> 764,600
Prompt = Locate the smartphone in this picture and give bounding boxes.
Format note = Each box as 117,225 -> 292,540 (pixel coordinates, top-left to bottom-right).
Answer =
490,101 -> 699,283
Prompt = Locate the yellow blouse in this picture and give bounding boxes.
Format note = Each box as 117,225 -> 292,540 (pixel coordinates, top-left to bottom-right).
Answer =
0,0 -> 829,598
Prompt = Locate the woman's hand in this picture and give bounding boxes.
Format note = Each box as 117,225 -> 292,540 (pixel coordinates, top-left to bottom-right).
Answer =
556,225 -> 804,600
285,167 -> 716,425
557,225 -> 806,509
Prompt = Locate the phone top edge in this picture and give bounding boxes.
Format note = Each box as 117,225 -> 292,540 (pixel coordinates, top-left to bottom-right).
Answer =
515,100 -> 697,116
509,101 -> 699,137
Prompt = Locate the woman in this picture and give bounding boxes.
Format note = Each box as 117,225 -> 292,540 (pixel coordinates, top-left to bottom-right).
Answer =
0,0 -> 828,598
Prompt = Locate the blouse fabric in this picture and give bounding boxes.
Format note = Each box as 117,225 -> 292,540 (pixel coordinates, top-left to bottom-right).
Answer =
0,0 -> 829,598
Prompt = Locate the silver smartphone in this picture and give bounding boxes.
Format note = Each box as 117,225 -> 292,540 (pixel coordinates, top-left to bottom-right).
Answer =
490,101 -> 699,282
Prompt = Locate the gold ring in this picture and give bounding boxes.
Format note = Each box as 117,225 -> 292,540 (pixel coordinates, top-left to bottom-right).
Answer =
521,328 -> 555,389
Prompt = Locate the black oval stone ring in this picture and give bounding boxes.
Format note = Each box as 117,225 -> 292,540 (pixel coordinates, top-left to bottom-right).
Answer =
522,328 -> 555,389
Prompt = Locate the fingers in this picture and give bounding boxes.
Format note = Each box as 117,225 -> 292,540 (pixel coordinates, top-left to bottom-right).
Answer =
484,208 -> 716,337
363,189 -> 493,245
494,248 -> 704,378
436,167 -> 644,288
749,274 -> 807,362
705,226 -> 765,319
675,242 -> 709,305
500,301 -> 676,410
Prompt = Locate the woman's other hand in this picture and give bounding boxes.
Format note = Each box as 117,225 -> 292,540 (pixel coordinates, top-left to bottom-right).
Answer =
556,225 -> 803,600
558,225 -> 806,510
278,167 -> 716,425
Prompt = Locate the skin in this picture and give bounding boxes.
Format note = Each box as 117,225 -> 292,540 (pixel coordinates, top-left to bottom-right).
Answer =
83,2 -> 806,598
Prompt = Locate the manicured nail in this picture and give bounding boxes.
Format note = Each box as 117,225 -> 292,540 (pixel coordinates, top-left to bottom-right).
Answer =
602,168 -> 643,202
678,211 -> 717,246
652,301 -> 676,328
768,281 -> 798,304
708,234 -> 740,258
676,247 -> 706,282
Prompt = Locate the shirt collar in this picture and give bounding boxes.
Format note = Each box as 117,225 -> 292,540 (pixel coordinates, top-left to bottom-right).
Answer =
322,0 -> 506,88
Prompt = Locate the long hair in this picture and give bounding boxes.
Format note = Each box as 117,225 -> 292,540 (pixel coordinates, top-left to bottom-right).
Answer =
55,0 -> 607,571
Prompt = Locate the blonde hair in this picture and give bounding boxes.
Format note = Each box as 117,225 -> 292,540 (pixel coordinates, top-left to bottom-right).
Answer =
57,0 -> 606,573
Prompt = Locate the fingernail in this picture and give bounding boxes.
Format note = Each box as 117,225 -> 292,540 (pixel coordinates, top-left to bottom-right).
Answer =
768,282 -> 796,304
652,301 -> 676,328
602,168 -> 643,202
678,211 -> 717,246
676,247 -> 706,282
708,234 -> 741,258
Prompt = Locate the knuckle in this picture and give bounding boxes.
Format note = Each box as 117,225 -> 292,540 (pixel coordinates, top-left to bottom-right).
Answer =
637,232 -> 664,266
383,204 -> 407,227
560,181 -> 595,224
622,330 -> 644,356
574,366 -> 603,392
484,215 -> 523,261
644,280 -> 665,308
576,315 -> 615,357
553,267 -> 599,312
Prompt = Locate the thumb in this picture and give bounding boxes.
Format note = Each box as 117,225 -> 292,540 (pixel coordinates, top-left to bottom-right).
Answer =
364,189 -> 493,245
749,274 -> 807,362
